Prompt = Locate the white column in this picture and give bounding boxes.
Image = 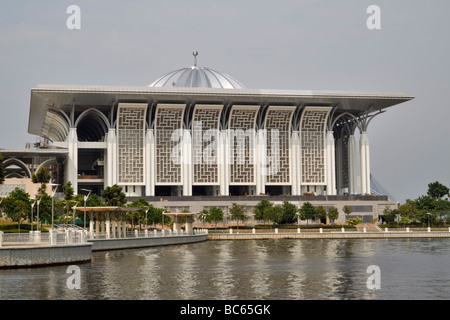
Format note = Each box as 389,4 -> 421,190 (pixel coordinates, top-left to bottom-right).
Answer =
326,131 -> 336,195
182,129 -> 192,196
173,215 -> 181,232
218,130 -> 229,196
49,230 -> 57,245
122,217 -> 127,238
89,212 -> 94,234
224,129 -> 231,195
145,129 -> 155,196
105,212 -> 111,239
256,129 -> 266,195
101,216 -> 105,234
360,132 -> 371,195
185,215 -> 193,234
117,217 -> 122,238
291,131 -> 301,195
95,213 -> 100,233
112,218 -> 117,238
336,137 -> 343,195
106,128 -> 117,188
67,127 -> 78,193
348,135 -> 357,194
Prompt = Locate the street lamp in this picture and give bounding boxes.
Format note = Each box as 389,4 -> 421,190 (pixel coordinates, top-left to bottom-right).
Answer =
72,201 -> 79,229
145,207 -> 150,230
427,212 -> 431,228
81,189 -> 91,230
36,198 -> 41,231
30,199 -> 35,232
50,184 -> 59,231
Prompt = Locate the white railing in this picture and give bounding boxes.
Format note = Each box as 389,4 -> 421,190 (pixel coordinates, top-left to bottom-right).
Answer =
0,228 -> 209,247
0,230 -> 88,246
90,228 -> 208,240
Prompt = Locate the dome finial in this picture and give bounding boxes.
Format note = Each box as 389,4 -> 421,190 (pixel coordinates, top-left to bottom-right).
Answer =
193,51 -> 198,67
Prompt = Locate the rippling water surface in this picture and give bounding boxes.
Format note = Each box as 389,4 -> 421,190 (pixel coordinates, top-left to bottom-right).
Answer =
1,238 -> 449,300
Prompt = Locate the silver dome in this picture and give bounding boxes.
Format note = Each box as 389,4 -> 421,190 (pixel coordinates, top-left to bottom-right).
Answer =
149,53 -> 245,89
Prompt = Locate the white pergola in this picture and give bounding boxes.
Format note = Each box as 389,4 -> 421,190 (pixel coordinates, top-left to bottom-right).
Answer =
163,212 -> 198,234
75,206 -> 141,239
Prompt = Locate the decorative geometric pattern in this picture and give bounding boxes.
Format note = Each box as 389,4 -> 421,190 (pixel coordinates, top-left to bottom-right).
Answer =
228,107 -> 258,184
341,134 -> 349,188
117,104 -> 147,185
155,105 -> 185,184
265,108 -> 294,184
0,184 -> 26,196
300,108 -> 330,184
192,105 -> 222,184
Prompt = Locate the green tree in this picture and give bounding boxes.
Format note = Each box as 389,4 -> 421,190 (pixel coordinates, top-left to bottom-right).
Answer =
198,209 -> 209,227
398,199 -> 419,221
128,198 -> 150,229
101,184 -> 127,206
328,207 -> 339,223
414,195 -> 437,212
346,217 -> 362,227
427,181 -> 449,200
398,216 -> 410,226
36,191 -> 52,226
86,193 -> 104,207
343,205 -> 352,216
252,199 -> 272,221
315,205 -> 327,223
205,206 -> 224,228
32,166 -> 51,195
298,202 -> 316,225
228,203 -> 248,230
148,206 -> 165,226
263,204 -> 283,226
382,206 -> 397,224
3,187 -> 31,231
280,200 -> 297,224
60,181 -> 76,223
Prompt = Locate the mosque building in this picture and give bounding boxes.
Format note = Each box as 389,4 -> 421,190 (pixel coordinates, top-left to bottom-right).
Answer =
1,52 -> 413,223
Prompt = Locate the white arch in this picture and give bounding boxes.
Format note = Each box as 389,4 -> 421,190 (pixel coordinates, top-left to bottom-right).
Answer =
3,158 -> 32,178
34,158 -> 58,176
74,108 -> 110,130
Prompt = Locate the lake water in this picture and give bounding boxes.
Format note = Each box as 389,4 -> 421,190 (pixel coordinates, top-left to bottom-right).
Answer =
1,238 -> 449,300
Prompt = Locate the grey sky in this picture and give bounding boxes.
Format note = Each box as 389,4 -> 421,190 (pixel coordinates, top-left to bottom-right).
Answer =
0,0 -> 449,203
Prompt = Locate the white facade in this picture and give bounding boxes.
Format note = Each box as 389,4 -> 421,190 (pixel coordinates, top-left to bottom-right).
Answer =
27,67 -> 413,197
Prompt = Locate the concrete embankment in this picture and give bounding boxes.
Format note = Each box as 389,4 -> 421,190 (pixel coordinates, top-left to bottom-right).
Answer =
0,244 -> 92,268
0,234 -> 208,268
90,234 -> 208,251
208,231 -> 450,240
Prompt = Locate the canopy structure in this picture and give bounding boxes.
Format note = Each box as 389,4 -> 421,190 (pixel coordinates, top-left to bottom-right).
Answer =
74,206 -> 142,238
163,212 -> 198,233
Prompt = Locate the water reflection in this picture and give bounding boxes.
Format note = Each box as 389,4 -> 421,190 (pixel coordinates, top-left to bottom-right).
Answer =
1,238 -> 450,300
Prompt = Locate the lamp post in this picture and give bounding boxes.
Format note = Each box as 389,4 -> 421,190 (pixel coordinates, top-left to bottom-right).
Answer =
36,199 -> 41,231
30,199 -> 35,232
427,212 -> 431,228
72,201 -> 78,229
145,207 -> 150,230
50,184 -> 59,231
81,189 -> 91,230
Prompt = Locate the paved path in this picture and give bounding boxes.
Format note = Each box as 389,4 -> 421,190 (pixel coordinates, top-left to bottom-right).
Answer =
356,223 -> 382,232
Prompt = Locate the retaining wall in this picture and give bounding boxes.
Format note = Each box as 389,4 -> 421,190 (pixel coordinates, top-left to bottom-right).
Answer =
89,234 -> 209,251
0,244 -> 92,268
208,231 -> 450,240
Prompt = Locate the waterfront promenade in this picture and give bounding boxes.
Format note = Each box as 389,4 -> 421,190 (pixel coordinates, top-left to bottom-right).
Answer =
2,226 -> 450,268
208,226 -> 450,240
0,229 -> 208,268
